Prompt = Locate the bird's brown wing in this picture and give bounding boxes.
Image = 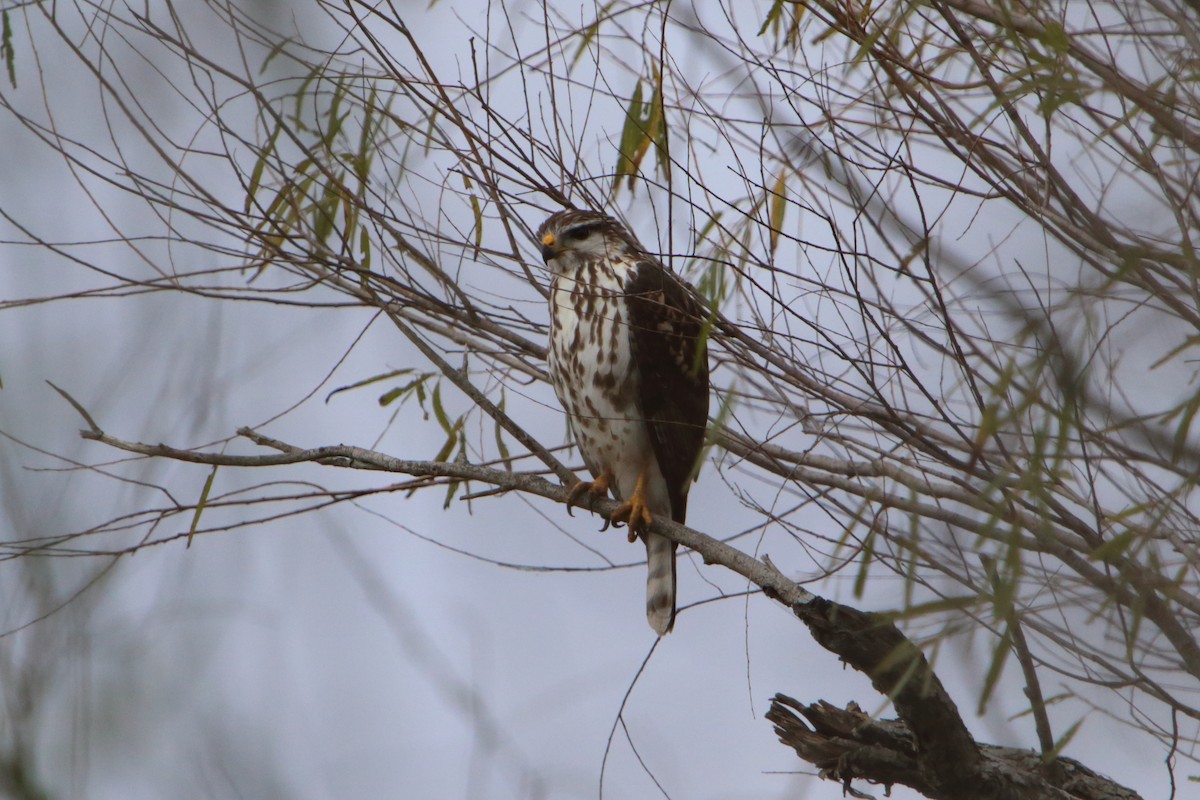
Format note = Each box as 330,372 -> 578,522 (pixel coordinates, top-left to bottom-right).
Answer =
624,258 -> 711,523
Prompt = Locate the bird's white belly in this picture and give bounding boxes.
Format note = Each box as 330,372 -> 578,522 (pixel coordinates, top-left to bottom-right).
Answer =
549,282 -> 669,509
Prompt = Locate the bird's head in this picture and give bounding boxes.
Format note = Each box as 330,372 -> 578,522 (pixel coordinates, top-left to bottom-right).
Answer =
536,209 -> 639,275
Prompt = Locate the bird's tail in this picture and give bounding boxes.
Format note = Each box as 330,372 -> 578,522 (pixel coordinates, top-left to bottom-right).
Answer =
645,533 -> 677,635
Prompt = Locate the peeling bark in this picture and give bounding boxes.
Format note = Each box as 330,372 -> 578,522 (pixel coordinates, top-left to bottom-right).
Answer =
768,597 -> 1144,800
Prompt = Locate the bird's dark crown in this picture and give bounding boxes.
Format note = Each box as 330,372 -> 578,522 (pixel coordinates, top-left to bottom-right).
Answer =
537,209 -> 640,251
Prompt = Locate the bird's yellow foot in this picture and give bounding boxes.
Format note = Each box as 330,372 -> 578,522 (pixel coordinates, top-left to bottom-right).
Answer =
566,471 -> 612,517
611,472 -> 653,542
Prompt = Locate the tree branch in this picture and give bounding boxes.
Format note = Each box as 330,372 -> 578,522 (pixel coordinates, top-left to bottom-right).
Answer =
789,597 -> 982,794
768,696 -> 1143,800
71,419 -> 1142,800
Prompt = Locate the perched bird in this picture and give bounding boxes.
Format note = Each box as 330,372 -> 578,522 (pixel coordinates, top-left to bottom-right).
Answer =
538,209 -> 710,634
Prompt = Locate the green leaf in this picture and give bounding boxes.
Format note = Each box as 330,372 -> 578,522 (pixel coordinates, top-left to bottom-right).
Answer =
443,435 -> 469,509
245,120 -> 282,214
378,385 -> 407,406
694,258 -> 727,308
470,194 -> 484,250
292,69 -> 319,129
695,387 -> 736,479
324,368 -> 423,405
443,478 -> 460,510
571,2 -> 616,70
431,382 -> 456,435
1010,692 -> 1071,721
326,77 -> 347,147
1039,21 -> 1070,57
379,373 -> 434,408
695,212 -> 723,244
977,623 -> 1013,715
187,466 -> 218,548
611,67 -> 671,195
494,388 -> 512,472
415,381 -> 428,417
902,501 -> 921,609
768,172 -> 788,255
312,173 -> 345,246
1044,718 -> 1083,762
758,0 -> 785,36
1088,529 -> 1137,562
2,9 -> 16,89
260,36 -> 293,74
433,421 -> 465,464
359,224 -> 372,270
648,70 -> 670,181
692,309 -> 716,378
853,522 -> 876,599
873,640 -> 925,696
1170,390 -> 1200,461
886,595 -> 980,621
613,81 -> 651,193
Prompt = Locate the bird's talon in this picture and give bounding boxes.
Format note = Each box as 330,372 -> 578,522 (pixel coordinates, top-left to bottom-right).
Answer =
566,473 -> 613,519
611,494 -> 654,541
565,481 -> 590,516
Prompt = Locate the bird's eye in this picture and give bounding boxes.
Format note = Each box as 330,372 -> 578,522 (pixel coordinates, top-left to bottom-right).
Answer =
561,224 -> 594,242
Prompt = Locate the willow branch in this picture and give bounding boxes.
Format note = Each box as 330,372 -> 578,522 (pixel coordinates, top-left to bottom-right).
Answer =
75,420 -> 1142,799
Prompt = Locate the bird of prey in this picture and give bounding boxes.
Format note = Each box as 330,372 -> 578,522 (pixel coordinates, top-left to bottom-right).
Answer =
538,209 -> 710,635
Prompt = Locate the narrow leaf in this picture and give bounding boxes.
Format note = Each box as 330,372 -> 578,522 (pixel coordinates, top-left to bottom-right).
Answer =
470,195 -> 484,250
188,466 -> 218,549
443,436 -> 468,509
494,389 -> 512,472
757,0 -> 785,36
2,9 -> 16,89
648,69 -> 670,181
613,82 -> 651,193
768,172 -> 787,255
977,623 -> 1013,715
433,421 -> 465,464
571,2 -> 616,70
359,224 -> 372,270
1045,718 -> 1084,762
325,368 -> 413,403
886,595 -> 980,621
1089,529 -> 1137,561
853,523 -> 875,599
432,382 -> 453,434
245,120 -> 282,214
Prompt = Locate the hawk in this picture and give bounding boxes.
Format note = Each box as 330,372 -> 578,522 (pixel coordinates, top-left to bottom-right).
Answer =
538,209 -> 710,635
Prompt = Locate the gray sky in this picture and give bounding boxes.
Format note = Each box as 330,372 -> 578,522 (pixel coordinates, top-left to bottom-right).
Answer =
0,1 -> 1177,798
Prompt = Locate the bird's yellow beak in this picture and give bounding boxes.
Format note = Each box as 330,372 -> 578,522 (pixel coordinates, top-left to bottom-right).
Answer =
540,232 -> 558,263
